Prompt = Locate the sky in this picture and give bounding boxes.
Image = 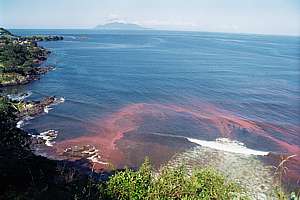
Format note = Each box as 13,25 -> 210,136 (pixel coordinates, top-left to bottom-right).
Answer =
0,0 -> 300,36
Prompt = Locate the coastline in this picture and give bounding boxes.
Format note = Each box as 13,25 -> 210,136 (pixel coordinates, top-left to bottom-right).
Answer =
0,28 -> 62,87
0,28 -> 71,156
0,28 -> 298,199
0,28 -> 105,198
0,27 -> 66,147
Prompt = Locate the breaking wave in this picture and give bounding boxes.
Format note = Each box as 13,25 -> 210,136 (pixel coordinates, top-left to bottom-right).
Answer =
148,132 -> 269,156
54,102 -> 299,178
187,138 -> 269,156
31,130 -> 58,147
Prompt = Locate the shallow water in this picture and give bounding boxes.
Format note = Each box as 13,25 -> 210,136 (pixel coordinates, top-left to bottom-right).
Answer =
167,146 -> 276,199
5,29 -> 300,185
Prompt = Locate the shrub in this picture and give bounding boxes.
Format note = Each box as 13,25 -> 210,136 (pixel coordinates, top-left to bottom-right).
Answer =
107,158 -> 152,200
150,166 -> 192,200
190,168 -> 246,200
106,159 -> 249,200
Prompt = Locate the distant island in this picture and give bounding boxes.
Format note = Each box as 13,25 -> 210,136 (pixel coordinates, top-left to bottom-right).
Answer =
94,22 -> 149,30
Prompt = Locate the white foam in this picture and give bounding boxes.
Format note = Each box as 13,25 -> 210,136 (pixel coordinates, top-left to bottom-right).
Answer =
43,97 -> 64,113
15,96 -> 64,128
16,116 -> 34,128
7,91 -> 32,101
150,132 -> 269,156
32,130 -> 58,147
45,140 -> 54,147
44,107 -> 49,113
53,97 -> 65,105
44,106 -> 53,113
16,120 -> 24,128
63,145 -> 109,165
87,154 -> 109,165
85,147 -> 108,165
187,138 -> 269,156
59,97 -> 65,103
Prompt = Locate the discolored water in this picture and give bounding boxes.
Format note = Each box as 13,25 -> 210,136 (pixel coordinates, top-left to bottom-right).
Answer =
5,29 -> 300,185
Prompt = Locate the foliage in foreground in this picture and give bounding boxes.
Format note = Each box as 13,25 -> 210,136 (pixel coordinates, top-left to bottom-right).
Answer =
0,95 -> 248,200
0,96 -> 101,200
1,96 -> 299,200
107,158 -> 249,200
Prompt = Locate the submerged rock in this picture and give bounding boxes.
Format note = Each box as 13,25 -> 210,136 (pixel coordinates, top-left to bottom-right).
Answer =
18,96 -> 61,118
14,96 -> 64,129
31,130 -> 58,147
61,145 -> 108,165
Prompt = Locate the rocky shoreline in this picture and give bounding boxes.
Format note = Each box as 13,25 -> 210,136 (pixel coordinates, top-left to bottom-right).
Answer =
0,66 -> 55,87
2,28 -> 104,169
0,27 -> 66,153
0,27 -> 63,87
0,28 -> 297,199
16,96 -> 63,118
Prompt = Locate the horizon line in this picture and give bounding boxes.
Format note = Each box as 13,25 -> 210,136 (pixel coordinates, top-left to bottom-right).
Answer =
3,26 -> 300,38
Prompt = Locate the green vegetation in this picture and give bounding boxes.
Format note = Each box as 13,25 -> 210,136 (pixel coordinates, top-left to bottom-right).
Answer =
0,96 -> 250,200
0,96 -> 102,200
0,26 -> 298,199
0,27 -> 62,86
0,40 -> 47,69
23,35 -> 64,41
0,97 -> 299,200
107,159 -> 153,200
0,27 -> 15,37
108,159 -> 249,200
0,72 -> 28,85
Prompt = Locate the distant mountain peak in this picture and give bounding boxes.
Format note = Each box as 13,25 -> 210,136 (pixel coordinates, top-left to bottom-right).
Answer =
94,22 -> 148,30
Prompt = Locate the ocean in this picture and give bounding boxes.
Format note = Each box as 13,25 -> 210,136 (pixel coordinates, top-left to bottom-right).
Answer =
4,29 -> 300,186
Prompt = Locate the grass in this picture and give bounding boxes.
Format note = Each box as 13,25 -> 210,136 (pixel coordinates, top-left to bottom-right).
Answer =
272,155 -> 300,200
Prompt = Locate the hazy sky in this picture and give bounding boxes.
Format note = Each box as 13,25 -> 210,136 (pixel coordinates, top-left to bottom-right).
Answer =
1,0 -> 299,35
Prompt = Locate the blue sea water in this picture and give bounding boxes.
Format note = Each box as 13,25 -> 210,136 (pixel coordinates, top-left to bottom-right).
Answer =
5,30 -> 300,168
